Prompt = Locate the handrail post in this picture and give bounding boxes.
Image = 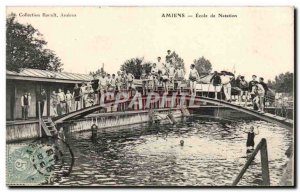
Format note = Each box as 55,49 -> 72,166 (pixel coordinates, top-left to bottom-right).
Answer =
260,138 -> 270,186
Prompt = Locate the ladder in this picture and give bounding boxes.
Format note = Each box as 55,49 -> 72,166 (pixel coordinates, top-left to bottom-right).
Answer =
41,117 -> 58,137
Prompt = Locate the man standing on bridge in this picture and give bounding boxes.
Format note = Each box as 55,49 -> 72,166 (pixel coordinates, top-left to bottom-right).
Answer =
189,64 -> 200,96
249,75 -> 259,110
220,71 -> 233,102
210,71 -> 222,99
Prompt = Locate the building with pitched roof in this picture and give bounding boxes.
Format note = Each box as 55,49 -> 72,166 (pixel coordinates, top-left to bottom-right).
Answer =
7,68 -> 93,120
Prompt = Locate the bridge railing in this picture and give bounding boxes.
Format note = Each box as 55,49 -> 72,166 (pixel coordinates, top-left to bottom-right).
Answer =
51,89 -> 198,115
50,84 -> 279,118
232,138 -> 270,186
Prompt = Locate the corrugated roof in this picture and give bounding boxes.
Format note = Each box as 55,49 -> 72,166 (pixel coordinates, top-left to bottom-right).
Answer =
7,68 -> 93,82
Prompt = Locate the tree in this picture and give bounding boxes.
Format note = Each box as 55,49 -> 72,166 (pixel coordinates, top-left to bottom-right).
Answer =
120,57 -> 152,79
167,51 -> 185,72
268,72 -> 293,93
6,13 -> 63,72
90,64 -> 106,76
193,56 -> 212,75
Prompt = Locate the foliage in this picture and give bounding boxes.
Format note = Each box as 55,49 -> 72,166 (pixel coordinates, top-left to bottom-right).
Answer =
6,13 -> 63,72
167,51 -> 185,72
193,56 -> 212,75
267,72 -> 293,93
90,64 -> 106,76
120,57 -> 152,79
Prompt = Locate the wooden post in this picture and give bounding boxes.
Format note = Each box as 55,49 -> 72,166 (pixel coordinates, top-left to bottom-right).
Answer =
38,101 -> 42,137
46,85 -> 51,117
232,138 -> 270,186
260,138 -> 270,186
232,141 -> 262,186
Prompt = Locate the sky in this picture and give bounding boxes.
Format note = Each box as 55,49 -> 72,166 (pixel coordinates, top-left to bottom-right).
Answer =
7,7 -> 294,81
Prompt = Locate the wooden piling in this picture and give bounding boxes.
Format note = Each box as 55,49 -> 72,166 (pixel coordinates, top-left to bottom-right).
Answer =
232,138 -> 270,186
260,138 -> 270,186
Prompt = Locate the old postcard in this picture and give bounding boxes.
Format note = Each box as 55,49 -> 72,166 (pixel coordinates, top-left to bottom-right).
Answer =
6,6 -> 294,187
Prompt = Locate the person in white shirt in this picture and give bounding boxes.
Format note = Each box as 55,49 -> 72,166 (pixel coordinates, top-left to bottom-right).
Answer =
57,88 -> 66,115
98,74 -> 107,104
189,64 -> 200,95
125,71 -> 135,91
50,91 -> 58,116
256,83 -> 266,112
156,57 -> 164,72
220,71 -> 233,102
161,65 -> 169,93
168,63 -> 176,90
151,63 -> 159,91
65,90 -> 73,113
79,83 -> 87,108
157,57 -> 166,86
110,74 -> 117,92
98,74 -> 107,92
175,65 -> 185,93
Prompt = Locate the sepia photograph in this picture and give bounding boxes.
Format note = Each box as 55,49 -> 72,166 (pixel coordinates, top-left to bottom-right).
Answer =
5,6 -> 295,187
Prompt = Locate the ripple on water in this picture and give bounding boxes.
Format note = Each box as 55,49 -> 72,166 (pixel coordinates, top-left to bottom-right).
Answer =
49,119 -> 293,186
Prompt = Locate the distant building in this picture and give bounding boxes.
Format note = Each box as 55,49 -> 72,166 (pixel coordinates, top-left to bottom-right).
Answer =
6,68 -> 92,120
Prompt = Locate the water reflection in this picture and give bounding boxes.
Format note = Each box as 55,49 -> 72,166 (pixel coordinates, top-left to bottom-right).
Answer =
44,118 -> 294,186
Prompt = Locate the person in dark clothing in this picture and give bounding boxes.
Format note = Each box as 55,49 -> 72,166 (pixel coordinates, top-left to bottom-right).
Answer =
91,75 -> 99,92
73,84 -> 81,110
21,92 -> 30,120
249,75 -> 259,110
239,76 -> 249,106
165,50 -> 172,64
244,126 -> 259,152
259,77 -> 268,94
38,89 -> 47,116
249,75 -> 258,94
91,75 -> 99,104
259,77 -> 269,108
210,71 -> 221,99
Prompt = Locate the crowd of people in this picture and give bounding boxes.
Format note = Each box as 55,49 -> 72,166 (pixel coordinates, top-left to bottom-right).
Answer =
44,50 -> 191,116
20,50 -> 273,119
210,72 -> 270,112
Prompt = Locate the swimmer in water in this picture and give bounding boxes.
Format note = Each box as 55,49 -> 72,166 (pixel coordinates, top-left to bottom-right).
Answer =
244,126 -> 259,153
180,140 -> 184,146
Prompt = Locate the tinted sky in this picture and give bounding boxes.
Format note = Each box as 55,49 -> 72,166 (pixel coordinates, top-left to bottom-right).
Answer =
7,7 -> 294,81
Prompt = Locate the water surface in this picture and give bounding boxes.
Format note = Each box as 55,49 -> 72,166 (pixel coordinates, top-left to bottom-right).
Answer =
52,117 -> 292,186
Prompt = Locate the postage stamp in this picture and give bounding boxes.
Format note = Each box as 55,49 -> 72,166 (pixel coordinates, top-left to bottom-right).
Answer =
7,144 -> 57,185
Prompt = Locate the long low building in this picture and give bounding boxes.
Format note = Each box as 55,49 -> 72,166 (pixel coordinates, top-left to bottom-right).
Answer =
6,68 -> 93,120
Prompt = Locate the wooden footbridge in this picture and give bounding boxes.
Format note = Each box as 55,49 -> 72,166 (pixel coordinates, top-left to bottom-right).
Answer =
51,94 -> 293,129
